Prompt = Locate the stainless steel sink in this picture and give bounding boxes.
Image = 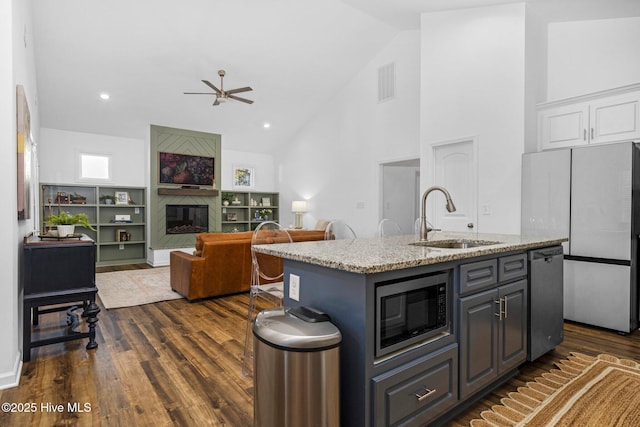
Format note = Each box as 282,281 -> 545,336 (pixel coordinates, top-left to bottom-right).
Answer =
410,239 -> 502,249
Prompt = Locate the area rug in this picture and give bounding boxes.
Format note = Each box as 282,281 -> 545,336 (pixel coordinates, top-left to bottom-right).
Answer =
470,352 -> 640,427
96,267 -> 182,309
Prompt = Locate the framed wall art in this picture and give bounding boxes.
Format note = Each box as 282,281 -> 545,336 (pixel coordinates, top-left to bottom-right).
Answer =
17,85 -> 32,220
233,166 -> 254,189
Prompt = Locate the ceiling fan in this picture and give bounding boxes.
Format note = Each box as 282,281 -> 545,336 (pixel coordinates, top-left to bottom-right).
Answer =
184,70 -> 253,106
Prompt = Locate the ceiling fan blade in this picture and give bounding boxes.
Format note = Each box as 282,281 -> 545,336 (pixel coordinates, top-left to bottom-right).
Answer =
184,92 -> 216,95
213,98 -> 220,106
228,94 -> 254,104
226,86 -> 253,95
202,80 -> 221,94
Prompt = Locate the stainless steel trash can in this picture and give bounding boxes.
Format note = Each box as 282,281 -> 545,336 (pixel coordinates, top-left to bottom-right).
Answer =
253,306 -> 342,427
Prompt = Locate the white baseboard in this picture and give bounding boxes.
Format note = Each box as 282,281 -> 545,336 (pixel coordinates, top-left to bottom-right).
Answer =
147,247 -> 195,267
0,352 -> 23,390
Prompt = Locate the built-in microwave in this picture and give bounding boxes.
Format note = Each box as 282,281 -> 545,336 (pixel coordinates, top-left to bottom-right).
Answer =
375,271 -> 450,358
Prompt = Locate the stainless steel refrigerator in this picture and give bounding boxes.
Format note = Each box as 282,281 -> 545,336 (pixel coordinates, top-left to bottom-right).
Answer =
522,141 -> 640,333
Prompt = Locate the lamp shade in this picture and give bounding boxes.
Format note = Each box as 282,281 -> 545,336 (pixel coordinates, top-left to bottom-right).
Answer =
291,200 -> 308,213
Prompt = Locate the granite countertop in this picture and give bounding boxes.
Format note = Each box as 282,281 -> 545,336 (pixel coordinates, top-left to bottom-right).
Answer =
252,231 -> 568,274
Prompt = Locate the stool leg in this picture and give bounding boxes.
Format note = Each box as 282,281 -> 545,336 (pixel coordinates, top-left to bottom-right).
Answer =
83,302 -> 100,350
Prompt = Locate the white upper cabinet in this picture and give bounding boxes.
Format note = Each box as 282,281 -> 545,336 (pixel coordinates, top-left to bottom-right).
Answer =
539,102 -> 590,149
538,84 -> 640,150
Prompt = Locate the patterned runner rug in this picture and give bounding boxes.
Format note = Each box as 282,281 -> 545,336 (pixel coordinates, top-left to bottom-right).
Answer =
96,267 -> 182,309
470,352 -> 640,427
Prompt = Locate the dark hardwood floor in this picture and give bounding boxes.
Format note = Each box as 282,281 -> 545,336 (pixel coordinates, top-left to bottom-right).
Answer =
3,264 -> 640,426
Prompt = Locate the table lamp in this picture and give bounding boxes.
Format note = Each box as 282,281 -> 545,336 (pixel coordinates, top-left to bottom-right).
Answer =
291,201 -> 308,229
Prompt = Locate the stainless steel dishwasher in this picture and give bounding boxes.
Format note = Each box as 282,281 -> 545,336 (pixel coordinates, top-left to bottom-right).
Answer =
528,246 -> 564,361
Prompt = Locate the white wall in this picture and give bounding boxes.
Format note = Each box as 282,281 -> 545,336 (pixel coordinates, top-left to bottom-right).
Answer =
220,149 -> 275,192
39,129 -> 277,194
275,30 -> 421,237
548,17 -> 640,101
524,5 -> 548,153
2,0 -> 39,389
421,4 -> 526,235
0,0 -> 19,390
39,128 -> 147,187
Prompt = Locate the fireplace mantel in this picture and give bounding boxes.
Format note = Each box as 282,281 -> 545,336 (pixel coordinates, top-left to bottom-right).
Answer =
157,188 -> 219,197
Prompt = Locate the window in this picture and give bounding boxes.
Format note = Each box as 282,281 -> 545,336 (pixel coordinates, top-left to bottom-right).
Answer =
78,153 -> 111,181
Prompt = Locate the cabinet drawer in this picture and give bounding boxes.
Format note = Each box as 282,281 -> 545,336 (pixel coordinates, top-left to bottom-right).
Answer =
459,259 -> 497,296
372,344 -> 458,427
499,253 -> 527,283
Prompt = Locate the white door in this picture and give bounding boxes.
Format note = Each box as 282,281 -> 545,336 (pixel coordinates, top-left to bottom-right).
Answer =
431,139 -> 477,232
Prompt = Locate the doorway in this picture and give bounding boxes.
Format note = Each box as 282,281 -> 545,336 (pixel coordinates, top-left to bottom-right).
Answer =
380,158 -> 420,235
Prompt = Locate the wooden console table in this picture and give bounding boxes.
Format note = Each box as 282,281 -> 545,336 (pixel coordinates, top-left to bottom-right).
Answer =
22,233 -> 100,362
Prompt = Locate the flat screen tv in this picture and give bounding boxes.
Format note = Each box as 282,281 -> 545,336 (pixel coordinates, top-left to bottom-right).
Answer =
159,152 -> 214,186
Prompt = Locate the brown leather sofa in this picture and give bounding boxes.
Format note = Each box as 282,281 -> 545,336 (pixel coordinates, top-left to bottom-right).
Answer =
170,229 -> 326,301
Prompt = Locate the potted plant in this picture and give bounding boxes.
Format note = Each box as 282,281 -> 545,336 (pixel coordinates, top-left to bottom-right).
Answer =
258,208 -> 272,220
221,192 -> 234,206
99,194 -> 117,205
47,211 -> 96,237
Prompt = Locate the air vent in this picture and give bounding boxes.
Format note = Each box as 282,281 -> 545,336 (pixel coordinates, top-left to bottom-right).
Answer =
378,62 -> 395,102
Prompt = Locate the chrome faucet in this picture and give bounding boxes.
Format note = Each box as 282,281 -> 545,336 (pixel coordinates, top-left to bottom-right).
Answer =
420,186 -> 456,241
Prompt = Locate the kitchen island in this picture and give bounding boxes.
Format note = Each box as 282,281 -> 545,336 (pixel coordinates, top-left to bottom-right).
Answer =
253,231 -> 566,426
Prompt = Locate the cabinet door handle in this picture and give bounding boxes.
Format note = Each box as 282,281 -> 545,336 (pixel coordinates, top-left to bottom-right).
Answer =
503,295 -> 508,319
583,129 -> 587,141
591,127 -> 594,139
415,387 -> 437,401
495,298 -> 503,320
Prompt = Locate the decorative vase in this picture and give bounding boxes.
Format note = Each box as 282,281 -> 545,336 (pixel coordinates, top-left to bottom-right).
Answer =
223,200 -> 229,206
104,199 -> 113,205
57,224 -> 75,237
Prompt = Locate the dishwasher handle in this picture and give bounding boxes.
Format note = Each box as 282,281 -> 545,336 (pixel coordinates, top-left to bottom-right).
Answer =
529,246 -> 564,261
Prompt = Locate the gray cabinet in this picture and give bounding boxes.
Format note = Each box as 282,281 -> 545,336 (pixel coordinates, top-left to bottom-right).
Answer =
372,344 -> 458,427
459,253 -> 528,400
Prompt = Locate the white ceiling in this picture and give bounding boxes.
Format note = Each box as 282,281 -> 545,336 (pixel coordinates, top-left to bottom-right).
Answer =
31,0 -> 640,153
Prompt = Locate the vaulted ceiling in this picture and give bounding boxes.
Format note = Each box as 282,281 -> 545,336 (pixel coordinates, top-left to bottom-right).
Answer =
31,0 -> 640,153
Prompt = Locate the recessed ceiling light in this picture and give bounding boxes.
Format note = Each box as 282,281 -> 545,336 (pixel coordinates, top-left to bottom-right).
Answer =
263,122 -> 271,129
99,93 -> 110,100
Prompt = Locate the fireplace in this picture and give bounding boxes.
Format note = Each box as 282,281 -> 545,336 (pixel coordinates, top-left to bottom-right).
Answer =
166,205 -> 208,234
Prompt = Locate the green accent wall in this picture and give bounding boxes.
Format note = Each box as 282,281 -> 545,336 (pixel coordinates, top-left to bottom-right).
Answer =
150,125 -> 221,249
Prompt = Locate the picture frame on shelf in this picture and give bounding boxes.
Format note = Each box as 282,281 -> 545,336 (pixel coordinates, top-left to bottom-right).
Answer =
261,197 -> 271,207
115,191 -> 128,205
233,165 -> 254,189
227,212 -> 238,221
115,228 -> 127,241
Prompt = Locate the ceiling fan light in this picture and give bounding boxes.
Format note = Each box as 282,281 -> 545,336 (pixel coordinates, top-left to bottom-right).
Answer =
217,97 -> 227,103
